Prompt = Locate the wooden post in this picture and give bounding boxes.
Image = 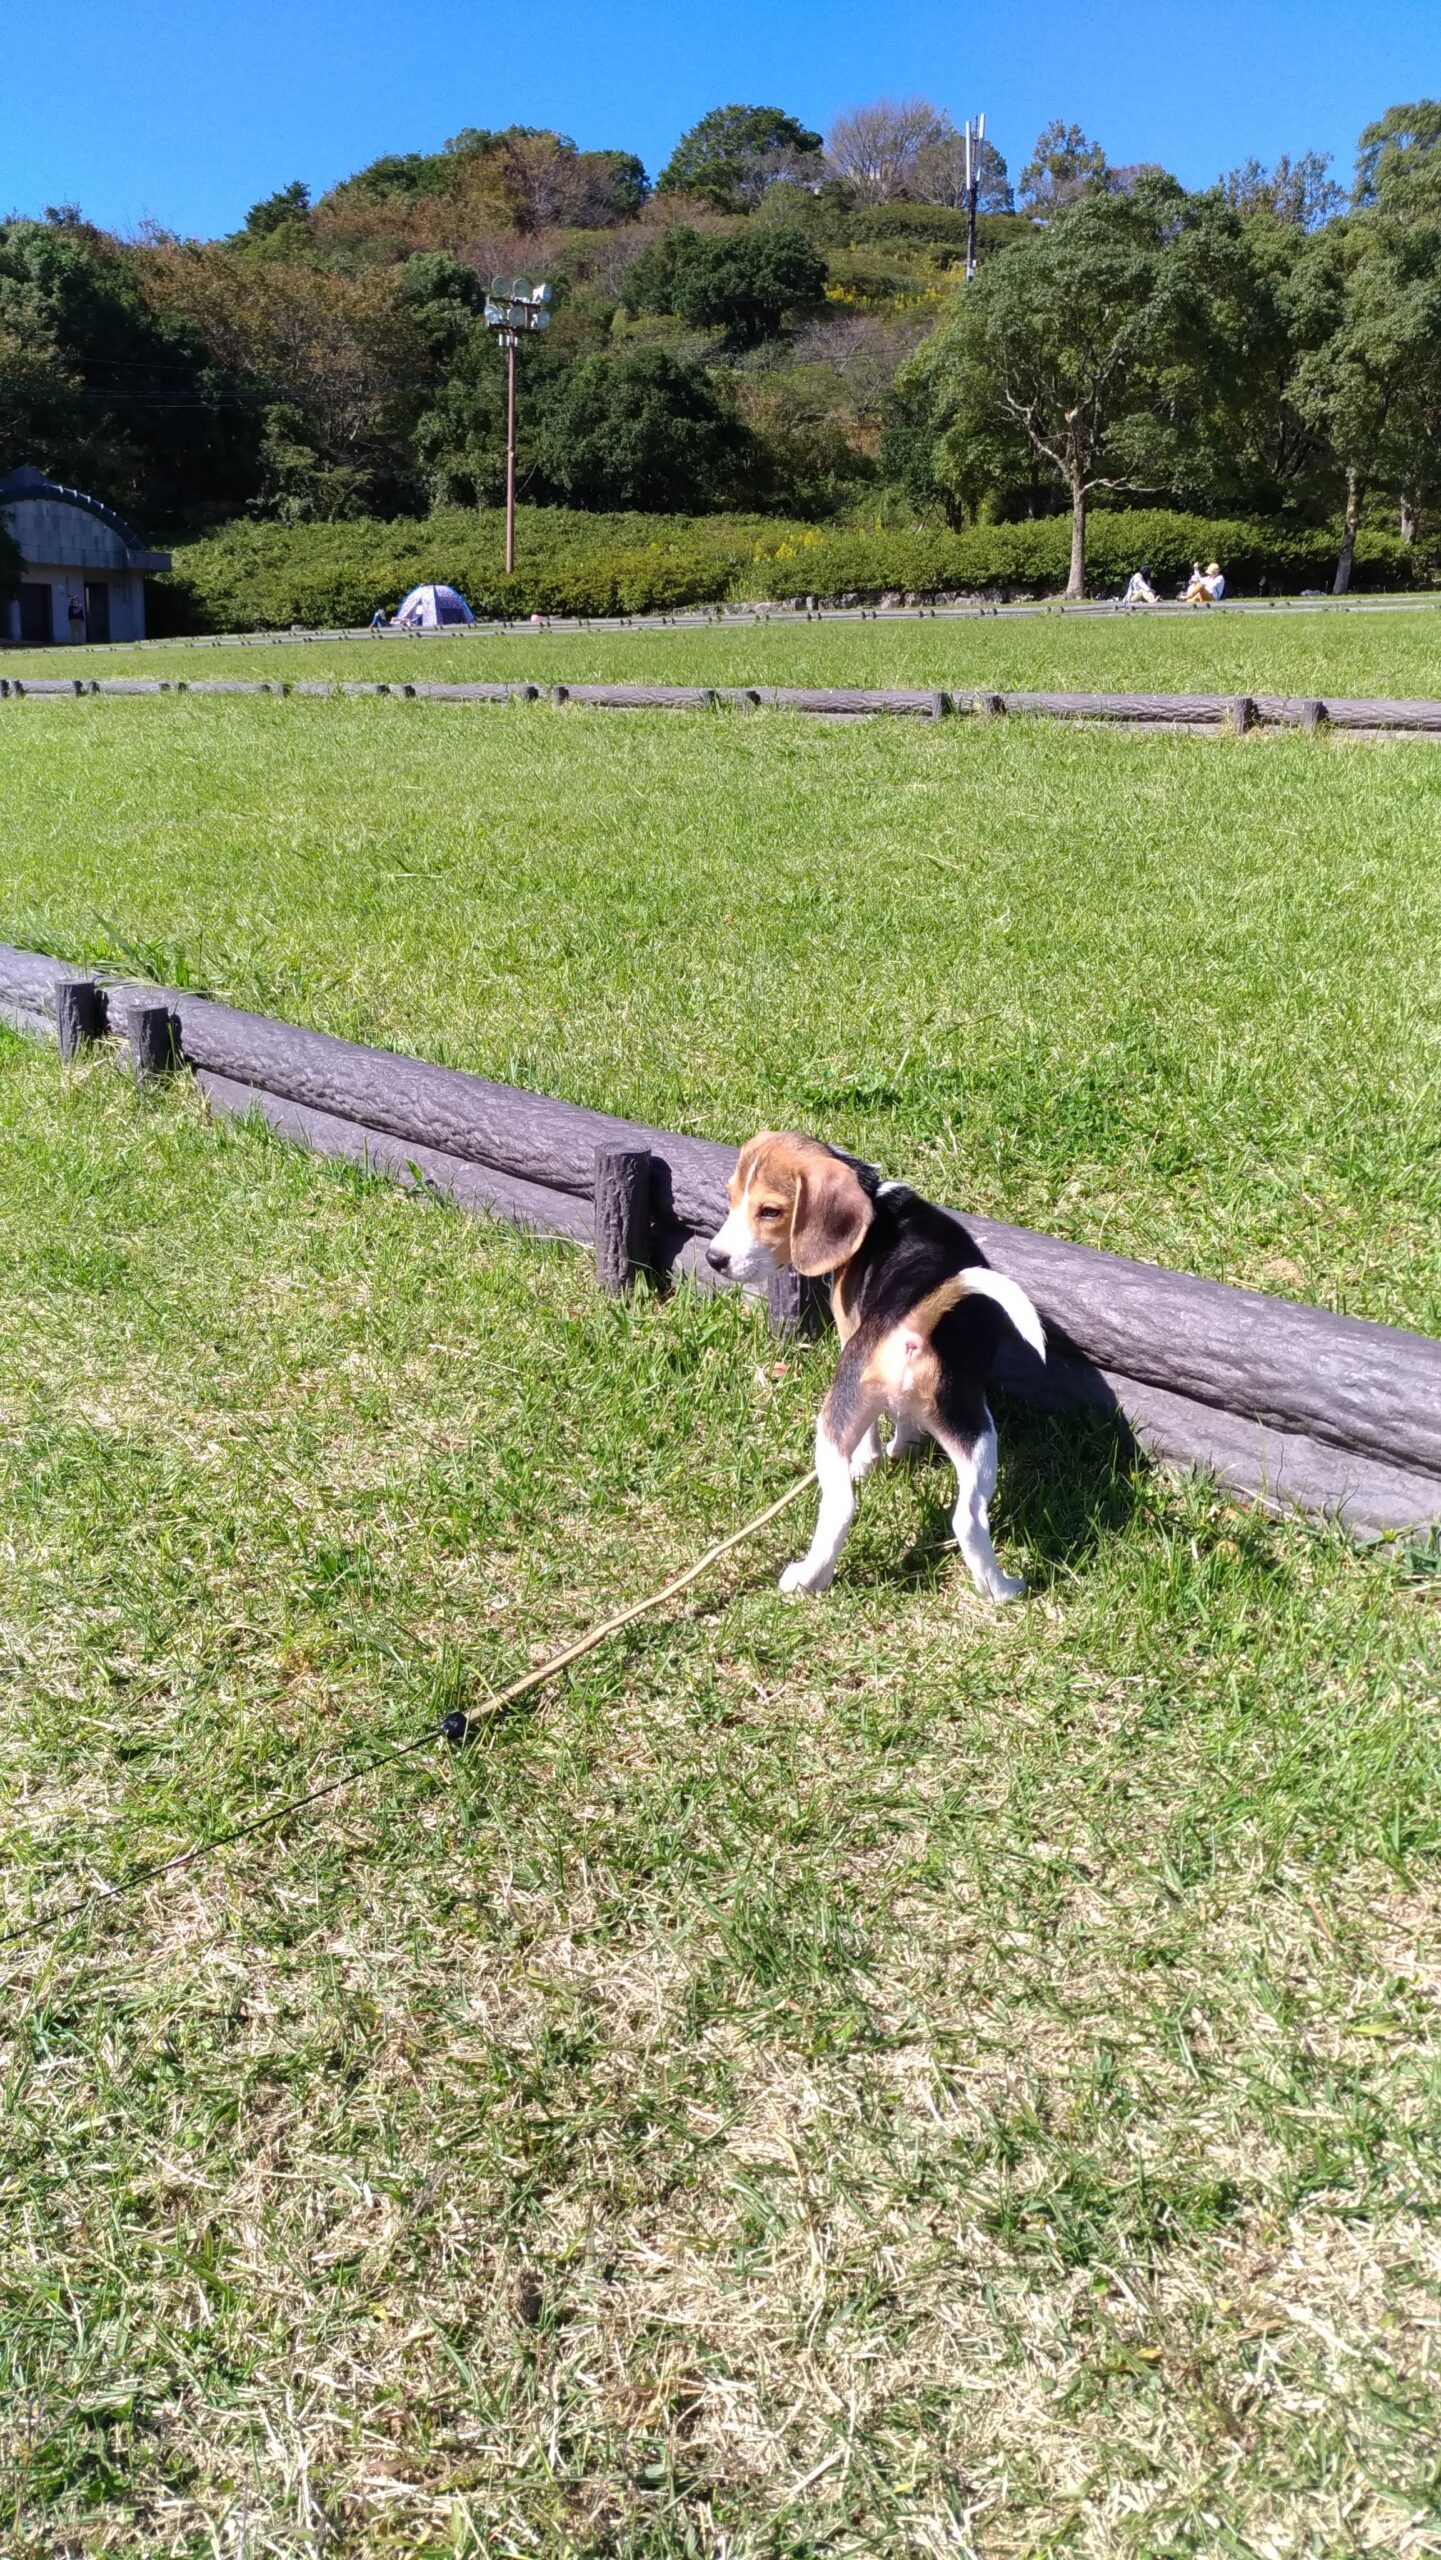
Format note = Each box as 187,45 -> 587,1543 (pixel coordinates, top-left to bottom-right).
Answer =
767,1268 -> 829,1339
1299,699 -> 1328,735
54,978 -> 106,1059
593,1147 -> 653,1294
130,1003 -> 178,1080
1228,696 -> 1256,735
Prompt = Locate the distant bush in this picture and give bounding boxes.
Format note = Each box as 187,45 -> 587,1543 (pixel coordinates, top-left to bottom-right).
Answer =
153,504 -> 1428,633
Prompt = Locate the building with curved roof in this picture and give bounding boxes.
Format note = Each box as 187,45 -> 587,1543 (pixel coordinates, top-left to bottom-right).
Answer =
0,465 -> 171,647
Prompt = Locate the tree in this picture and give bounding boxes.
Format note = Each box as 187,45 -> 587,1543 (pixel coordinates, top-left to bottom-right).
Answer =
621,226 -> 826,344
1156,193 -> 1340,518
656,106 -> 823,211
1347,100 -> 1441,540
0,307 -> 94,485
0,218 -> 259,526
912,129 -> 1013,212
912,180 -> 1209,593
532,349 -> 746,509
396,251 -> 486,357
139,244 -> 424,516
241,181 -> 312,239
413,329 -> 564,507
825,98 -> 948,204
491,131 -> 648,230
1293,207 -> 1441,584
1221,153 -> 1343,230
580,151 -> 650,223
325,128 -> 646,231
1353,100 -> 1441,211
1018,121 -> 1109,212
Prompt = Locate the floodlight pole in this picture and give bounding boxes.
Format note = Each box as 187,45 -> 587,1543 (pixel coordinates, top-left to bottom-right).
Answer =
505,336 -> 517,576
484,277 -> 550,582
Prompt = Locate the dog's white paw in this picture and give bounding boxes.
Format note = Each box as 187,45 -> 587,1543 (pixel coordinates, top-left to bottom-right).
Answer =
987,1570 -> 1027,1604
779,1559 -> 832,1595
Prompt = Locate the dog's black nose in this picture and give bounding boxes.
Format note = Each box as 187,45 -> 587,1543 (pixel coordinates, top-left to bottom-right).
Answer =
705,1244 -> 730,1273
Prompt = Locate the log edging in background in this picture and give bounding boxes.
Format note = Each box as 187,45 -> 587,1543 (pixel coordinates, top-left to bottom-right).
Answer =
4,675 -> 1441,737
3,941 -> 1438,1539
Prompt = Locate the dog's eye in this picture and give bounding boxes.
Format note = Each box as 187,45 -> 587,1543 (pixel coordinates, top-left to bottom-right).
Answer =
756,1204 -> 782,1222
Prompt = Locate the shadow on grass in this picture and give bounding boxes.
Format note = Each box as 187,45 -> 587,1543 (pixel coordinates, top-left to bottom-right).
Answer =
994,1396 -> 1145,1582
881,1396 -> 1144,1592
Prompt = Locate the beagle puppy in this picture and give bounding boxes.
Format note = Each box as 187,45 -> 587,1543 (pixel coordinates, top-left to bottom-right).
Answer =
707,1133 -> 1045,1602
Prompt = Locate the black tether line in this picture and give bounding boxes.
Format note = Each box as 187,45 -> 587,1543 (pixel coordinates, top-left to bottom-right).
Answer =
0,1710 -> 470,1958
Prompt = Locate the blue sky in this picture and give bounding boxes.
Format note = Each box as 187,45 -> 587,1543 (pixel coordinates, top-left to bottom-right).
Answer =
6,0 -> 1438,237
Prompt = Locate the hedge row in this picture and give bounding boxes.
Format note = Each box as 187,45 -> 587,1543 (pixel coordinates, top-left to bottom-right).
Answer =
154,505 -> 1429,632
152,510 -> 783,631
744,511 -> 1428,602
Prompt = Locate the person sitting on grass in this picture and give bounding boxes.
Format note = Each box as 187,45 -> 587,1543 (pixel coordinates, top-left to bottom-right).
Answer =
1184,559 -> 1226,603
370,605 -> 390,629
1122,566 -> 1159,605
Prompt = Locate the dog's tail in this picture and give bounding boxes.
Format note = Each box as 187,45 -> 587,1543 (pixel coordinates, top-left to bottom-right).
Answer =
902,1266 -> 1047,1363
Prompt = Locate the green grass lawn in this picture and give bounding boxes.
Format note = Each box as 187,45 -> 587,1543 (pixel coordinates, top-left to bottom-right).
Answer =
8,597 -> 1441,699
3,695 -> 1439,1333
2,1035 -> 1438,2558
2,671 -> 1439,2553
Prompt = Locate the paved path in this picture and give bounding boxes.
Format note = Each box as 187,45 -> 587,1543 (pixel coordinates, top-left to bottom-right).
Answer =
32,591 -> 1441,656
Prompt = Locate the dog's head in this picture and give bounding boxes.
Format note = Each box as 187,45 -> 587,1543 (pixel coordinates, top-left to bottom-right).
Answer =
705,1132 -> 874,1283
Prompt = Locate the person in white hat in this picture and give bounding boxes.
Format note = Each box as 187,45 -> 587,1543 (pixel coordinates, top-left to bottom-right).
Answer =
1185,558 -> 1226,603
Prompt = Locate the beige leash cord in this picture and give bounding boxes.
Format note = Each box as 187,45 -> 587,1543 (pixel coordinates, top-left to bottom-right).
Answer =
1,1471 -> 817,1960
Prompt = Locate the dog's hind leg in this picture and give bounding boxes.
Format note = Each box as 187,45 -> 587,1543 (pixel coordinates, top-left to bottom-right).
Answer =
780,1352 -> 885,1596
931,1407 -> 1025,1603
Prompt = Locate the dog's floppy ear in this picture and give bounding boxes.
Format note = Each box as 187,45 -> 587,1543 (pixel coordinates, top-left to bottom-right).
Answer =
791,1152 -> 873,1275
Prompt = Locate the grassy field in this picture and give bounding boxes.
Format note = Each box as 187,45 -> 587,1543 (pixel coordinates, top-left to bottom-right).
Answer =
2,651 -> 1439,2552
1,1033 -> 1438,2558
7,598 -> 1441,700
2,693 -> 1439,1334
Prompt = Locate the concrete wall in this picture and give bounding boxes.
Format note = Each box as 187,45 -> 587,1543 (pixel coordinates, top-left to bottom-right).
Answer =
3,566 -> 149,646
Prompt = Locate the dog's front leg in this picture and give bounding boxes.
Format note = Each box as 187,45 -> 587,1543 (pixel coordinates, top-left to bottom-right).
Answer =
850,1422 -> 883,1480
780,1418 -> 859,1594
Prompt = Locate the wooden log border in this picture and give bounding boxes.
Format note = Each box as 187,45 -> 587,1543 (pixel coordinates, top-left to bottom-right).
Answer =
4,674 -> 1441,737
3,939 -> 1438,1540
